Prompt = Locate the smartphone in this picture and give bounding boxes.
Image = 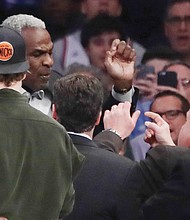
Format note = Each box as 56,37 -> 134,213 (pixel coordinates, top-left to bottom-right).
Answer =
157,71 -> 178,88
135,64 -> 155,79
130,88 -> 139,116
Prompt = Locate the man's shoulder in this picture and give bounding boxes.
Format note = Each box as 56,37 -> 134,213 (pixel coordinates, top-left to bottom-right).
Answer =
82,140 -> 134,166
26,106 -> 64,130
141,145 -> 190,180
147,145 -> 190,159
70,133 -> 134,166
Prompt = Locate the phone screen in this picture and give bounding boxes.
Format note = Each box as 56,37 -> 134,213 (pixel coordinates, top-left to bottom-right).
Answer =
157,71 -> 178,88
136,64 -> 155,79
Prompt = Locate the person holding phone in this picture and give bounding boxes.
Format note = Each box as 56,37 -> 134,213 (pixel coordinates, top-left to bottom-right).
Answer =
161,61 -> 190,103
130,90 -> 190,161
130,46 -> 180,140
131,64 -> 157,139
157,70 -> 178,88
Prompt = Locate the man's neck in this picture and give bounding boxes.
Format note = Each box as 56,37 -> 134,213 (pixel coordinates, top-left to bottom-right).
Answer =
0,81 -> 23,93
68,129 -> 94,140
22,85 -> 35,93
84,130 -> 93,139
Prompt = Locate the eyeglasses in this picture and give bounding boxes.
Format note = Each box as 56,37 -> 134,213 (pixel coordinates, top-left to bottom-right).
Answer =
180,78 -> 190,87
166,16 -> 190,27
155,110 -> 185,120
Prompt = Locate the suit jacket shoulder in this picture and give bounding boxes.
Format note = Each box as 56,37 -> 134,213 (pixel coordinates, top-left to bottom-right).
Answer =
142,145 -> 190,220
65,134 -> 137,220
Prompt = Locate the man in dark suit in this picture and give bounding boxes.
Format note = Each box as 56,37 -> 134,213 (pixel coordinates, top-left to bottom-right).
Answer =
53,74 -> 140,220
98,101 -> 190,220
121,109 -> 190,220
60,38 -> 139,157
53,39 -> 141,220
53,38 -> 190,220
138,110 -> 190,220
54,71 -> 190,220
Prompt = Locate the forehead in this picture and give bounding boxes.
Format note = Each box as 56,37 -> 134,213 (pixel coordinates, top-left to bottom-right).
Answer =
151,95 -> 182,111
90,32 -> 121,40
146,59 -> 170,73
21,28 -> 53,51
166,64 -> 190,79
168,2 -> 190,16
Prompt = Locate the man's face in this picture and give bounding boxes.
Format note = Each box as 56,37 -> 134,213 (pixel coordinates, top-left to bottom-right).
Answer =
145,59 -> 171,74
166,64 -> 190,103
21,28 -> 53,91
81,0 -> 121,19
151,95 -> 187,144
164,2 -> 190,55
86,32 -> 120,71
178,110 -> 190,147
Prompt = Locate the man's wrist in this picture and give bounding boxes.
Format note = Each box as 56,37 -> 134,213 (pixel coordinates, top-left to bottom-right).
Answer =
105,129 -> 123,140
113,86 -> 130,94
113,78 -> 133,92
112,86 -> 135,102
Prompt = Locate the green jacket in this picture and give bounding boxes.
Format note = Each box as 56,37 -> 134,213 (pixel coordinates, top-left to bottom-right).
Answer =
0,89 -> 84,220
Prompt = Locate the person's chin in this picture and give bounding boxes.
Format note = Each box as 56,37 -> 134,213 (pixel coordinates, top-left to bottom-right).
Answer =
37,81 -> 48,90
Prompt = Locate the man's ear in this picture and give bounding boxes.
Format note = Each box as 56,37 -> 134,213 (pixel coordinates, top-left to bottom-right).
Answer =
85,47 -> 90,56
52,104 -> 58,120
22,73 -> 27,80
95,111 -> 102,126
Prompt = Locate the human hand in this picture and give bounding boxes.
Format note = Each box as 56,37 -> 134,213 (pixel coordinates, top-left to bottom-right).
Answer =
103,102 -> 140,139
156,84 -> 179,94
0,217 -> 8,220
104,39 -> 136,90
144,111 -> 175,147
134,74 -> 157,100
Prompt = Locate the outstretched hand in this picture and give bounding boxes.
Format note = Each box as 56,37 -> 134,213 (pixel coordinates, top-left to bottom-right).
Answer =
104,39 -> 136,90
103,102 -> 140,140
144,111 -> 175,147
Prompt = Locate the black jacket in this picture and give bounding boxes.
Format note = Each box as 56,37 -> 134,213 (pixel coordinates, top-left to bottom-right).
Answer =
63,134 -> 137,220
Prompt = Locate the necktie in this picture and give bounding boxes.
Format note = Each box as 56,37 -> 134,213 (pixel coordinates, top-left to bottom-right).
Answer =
23,90 -> 44,102
31,90 -> 44,100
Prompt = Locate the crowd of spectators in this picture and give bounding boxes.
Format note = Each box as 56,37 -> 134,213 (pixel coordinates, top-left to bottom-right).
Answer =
1,0 -> 190,219
1,0 -> 167,48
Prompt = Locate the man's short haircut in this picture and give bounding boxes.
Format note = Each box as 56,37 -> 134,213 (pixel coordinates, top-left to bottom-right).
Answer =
141,46 -> 182,64
2,14 -> 46,33
164,0 -> 190,20
54,72 -> 104,133
163,60 -> 190,71
81,13 -> 126,48
63,62 -> 111,99
63,62 -> 102,77
150,90 -> 190,114
0,73 -> 25,87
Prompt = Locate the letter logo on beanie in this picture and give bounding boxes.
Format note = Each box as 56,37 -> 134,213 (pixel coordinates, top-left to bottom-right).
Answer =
0,41 -> 14,61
